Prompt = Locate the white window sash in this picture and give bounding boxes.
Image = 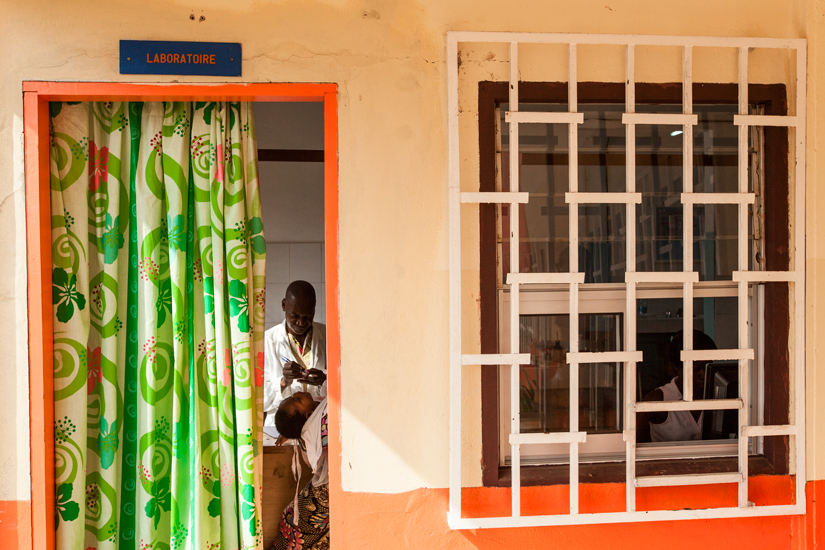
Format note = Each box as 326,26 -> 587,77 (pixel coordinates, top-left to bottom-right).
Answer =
497,285 -> 759,465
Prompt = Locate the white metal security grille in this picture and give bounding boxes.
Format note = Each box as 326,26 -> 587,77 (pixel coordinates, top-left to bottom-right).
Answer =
447,32 -> 806,528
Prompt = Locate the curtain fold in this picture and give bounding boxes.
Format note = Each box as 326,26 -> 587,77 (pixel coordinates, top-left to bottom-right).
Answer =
49,100 -> 265,550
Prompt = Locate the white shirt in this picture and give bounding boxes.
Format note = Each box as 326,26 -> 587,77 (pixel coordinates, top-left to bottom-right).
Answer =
288,392 -> 329,526
301,396 -> 329,486
650,377 -> 704,442
263,320 -> 326,426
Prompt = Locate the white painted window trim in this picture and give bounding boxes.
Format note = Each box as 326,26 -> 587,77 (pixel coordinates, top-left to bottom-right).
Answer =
447,31 -> 806,529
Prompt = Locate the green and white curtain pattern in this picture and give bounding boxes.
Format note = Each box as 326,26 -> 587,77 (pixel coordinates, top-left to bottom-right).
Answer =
49,101 -> 266,550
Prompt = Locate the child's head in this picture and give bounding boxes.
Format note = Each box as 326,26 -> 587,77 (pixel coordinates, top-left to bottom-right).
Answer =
275,392 -> 319,439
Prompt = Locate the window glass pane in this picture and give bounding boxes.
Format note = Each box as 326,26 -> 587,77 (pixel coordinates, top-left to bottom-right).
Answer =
501,104 -> 570,276
637,296 -> 739,397
635,123 -> 685,272
694,105 -> 739,194
637,102 -> 682,114
500,103 -> 757,283
579,105 -> 627,193
695,204 -> 740,280
580,204 -> 627,283
519,313 -> 623,435
636,296 -> 745,442
501,104 -> 628,281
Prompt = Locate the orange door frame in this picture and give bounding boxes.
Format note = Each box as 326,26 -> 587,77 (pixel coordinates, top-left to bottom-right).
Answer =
23,82 -> 341,550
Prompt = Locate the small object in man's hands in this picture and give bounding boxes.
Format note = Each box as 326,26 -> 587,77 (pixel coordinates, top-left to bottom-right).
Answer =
283,360 -> 309,383
298,368 -> 326,386
284,357 -> 308,377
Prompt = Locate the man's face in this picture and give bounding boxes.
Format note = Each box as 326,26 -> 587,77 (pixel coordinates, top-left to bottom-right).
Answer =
282,295 -> 315,337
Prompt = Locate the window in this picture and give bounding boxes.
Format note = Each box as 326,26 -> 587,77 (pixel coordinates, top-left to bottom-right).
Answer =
493,99 -> 772,466
448,33 -> 805,528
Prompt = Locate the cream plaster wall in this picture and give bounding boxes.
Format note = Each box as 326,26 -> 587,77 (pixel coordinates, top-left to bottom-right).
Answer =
1,0 -> 821,500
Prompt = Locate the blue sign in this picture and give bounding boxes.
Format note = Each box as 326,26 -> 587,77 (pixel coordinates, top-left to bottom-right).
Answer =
120,40 -> 241,76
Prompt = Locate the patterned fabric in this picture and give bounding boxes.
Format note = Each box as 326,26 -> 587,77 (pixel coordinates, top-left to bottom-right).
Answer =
274,483 -> 329,550
320,414 -> 328,448
49,101 -> 265,550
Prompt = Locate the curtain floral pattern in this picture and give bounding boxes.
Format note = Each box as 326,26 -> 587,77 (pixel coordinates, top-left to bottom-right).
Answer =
49,101 -> 265,550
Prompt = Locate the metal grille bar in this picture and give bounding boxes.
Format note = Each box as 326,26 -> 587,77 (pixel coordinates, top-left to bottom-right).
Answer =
680,349 -> 755,362
507,40 -> 522,518
506,111 -> 585,124
510,432 -> 588,445
625,272 -> 699,283
737,46 -> 751,508
567,351 -> 644,363
636,473 -> 743,488
681,193 -> 756,204
622,112 -> 698,125
734,115 -> 799,127
448,30 -> 806,529
624,42 -> 638,513
634,399 -> 743,412
733,271 -> 798,283
567,41 -> 582,515
743,425 -> 797,437
506,273 -> 585,285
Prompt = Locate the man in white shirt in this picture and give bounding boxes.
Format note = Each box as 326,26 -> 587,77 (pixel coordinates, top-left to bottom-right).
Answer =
637,330 -> 717,442
263,280 -> 327,427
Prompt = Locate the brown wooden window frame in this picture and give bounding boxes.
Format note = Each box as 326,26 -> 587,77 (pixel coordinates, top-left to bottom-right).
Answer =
478,81 -> 790,488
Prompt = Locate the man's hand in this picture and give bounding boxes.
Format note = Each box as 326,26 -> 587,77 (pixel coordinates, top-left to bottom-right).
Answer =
303,368 -> 327,386
282,361 -> 305,384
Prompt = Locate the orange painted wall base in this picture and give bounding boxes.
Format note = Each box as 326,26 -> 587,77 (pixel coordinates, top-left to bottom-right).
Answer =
0,500 -> 31,550
340,480 -> 825,550
2,481 -> 823,549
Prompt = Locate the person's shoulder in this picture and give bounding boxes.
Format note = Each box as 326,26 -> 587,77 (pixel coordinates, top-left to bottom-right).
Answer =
313,322 -> 326,336
264,324 -> 285,337
642,387 -> 665,402
264,323 -> 287,341
314,397 -> 328,417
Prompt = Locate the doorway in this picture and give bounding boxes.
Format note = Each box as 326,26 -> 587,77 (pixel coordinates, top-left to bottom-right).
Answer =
23,82 -> 340,550
254,101 -> 327,547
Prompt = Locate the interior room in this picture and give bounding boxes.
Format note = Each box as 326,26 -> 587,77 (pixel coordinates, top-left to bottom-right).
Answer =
254,101 -> 326,548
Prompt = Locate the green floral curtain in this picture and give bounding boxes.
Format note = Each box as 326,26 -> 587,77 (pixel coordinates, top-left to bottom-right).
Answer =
49,101 -> 265,550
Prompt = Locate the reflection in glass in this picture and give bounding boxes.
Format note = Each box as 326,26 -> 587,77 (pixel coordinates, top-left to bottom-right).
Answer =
636,296 -> 739,399
519,313 -> 623,434
499,103 -> 756,283
635,296 -> 746,441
